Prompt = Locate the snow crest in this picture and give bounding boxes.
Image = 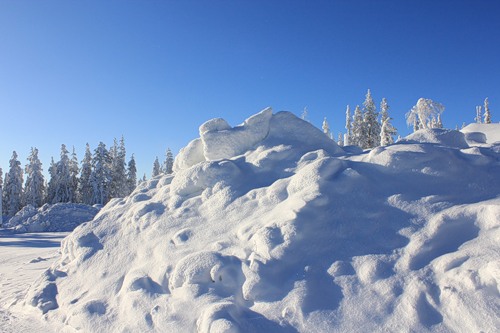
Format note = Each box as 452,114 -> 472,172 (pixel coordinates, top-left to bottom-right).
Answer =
23,113 -> 500,333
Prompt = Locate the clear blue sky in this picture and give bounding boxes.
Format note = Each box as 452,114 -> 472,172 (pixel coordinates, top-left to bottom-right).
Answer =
1,0 -> 499,178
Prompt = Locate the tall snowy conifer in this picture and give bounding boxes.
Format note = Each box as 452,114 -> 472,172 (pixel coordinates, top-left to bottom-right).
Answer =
91,142 -> 112,205
110,137 -> 128,198
78,144 -> 93,205
152,157 -> 161,177
475,106 -> 482,124
379,98 -> 397,146
484,97 -> 491,124
344,105 -> 352,146
53,144 -> 73,203
337,133 -> 344,147
436,114 -> 443,128
351,105 -> 364,147
127,154 -> 137,195
3,151 -> 23,216
322,117 -> 331,138
163,148 -> 174,175
46,157 -> 57,204
362,89 -> 380,149
0,168 -> 3,223
69,146 -> 79,202
24,147 -> 45,208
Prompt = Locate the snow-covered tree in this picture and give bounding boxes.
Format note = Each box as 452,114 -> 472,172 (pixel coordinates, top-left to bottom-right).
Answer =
301,107 -> 309,122
110,137 -> 128,198
337,133 -> 344,147
0,168 -> 3,223
484,97 -> 491,124
362,89 -> 380,149
322,117 -> 331,138
351,105 -> 364,147
46,157 -> 57,204
24,147 -> 45,208
379,98 -> 397,146
344,105 -> 352,146
152,157 -> 161,177
163,148 -> 174,175
69,146 -> 79,202
91,142 -> 112,205
475,106 -> 482,124
3,151 -> 24,216
52,144 -> 73,203
406,98 -> 445,131
436,114 -> 443,129
78,144 -> 93,205
127,154 -> 137,194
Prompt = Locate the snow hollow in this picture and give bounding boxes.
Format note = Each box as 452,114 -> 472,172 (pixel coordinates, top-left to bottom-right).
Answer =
17,109 -> 500,332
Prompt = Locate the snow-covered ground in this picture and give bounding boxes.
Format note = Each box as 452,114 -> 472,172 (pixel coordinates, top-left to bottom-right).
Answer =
0,231 -> 68,332
1,109 -> 499,332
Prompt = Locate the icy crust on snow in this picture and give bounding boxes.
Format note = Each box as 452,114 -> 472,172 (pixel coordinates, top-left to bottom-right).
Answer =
23,112 -> 500,333
5,203 -> 99,233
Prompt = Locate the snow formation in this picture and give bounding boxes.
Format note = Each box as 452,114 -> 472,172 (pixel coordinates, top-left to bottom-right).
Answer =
5,203 -> 99,233
22,109 -> 500,332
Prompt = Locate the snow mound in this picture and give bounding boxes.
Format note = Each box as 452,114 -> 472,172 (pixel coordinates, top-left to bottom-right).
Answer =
461,123 -> 500,145
5,203 -> 99,233
398,128 -> 469,149
22,110 -> 500,332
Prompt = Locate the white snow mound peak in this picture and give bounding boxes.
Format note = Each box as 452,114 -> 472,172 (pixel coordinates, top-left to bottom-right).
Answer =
23,111 -> 500,333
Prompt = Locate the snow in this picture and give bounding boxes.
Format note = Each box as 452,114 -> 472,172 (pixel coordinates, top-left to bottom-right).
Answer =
4,203 -> 100,233
1,111 -> 499,332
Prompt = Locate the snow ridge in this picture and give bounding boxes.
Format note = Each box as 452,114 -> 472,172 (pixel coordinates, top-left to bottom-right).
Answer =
21,109 -> 500,332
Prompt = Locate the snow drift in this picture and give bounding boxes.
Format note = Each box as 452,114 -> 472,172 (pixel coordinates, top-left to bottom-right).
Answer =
5,203 -> 99,233
22,109 -> 500,332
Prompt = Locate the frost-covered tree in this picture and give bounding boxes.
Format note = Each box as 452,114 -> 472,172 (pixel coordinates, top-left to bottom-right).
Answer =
163,148 -> 174,175
152,157 -> 161,177
475,106 -> 482,124
46,157 -> 57,204
78,143 -> 93,205
406,98 -> 445,131
3,151 -> 24,216
301,107 -> 309,122
110,137 -> 128,198
351,105 -> 364,147
362,89 -> 380,149
24,147 -> 45,208
484,97 -> 491,124
52,144 -> 73,203
436,114 -> 443,129
91,142 -> 112,205
69,146 -> 79,202
322,117 -> 331,138
344,105 -> 352,146
0,168 -> 3,222
127,154 -> 137,194
337,133 -> 344,147
379,98 -> 397,146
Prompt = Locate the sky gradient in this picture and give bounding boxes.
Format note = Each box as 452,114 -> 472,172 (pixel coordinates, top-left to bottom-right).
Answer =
1,0 -> 499,178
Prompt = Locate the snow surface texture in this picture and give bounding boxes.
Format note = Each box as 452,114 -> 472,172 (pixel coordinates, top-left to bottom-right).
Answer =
21,110 -> 500,332
4,203 -> 99,233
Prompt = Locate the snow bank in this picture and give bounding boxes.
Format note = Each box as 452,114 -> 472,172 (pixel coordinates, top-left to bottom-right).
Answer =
398,128 -> 469,149
5,203 -> 99,233
461,123 -> 500,145
21,110 -> 500,332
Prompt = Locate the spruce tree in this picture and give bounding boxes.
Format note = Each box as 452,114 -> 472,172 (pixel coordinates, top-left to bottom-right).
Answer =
322,117 -> 331,138
3,151 -> 24,216
362,89 -> 380,149
110,137 -> 128,198
24,147 -> 45,208
475,106 -> 482,124
163,148 -> 174,175
46,157 -> 57,204
53,144 -> 72,203
69,146 -> 79,202
152,157 -> 161,177
0,168 -> 3,223
345,105 -> 352,146
337,133 -> 344,147
484,97 -> 491,124
91,142 -> 112,205
351,105 -> 364,147
379,98 -> 397,146
78,144 -> 93,205
127,154 -> 137,194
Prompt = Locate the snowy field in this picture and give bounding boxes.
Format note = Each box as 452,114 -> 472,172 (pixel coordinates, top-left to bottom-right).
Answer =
0,110 -> 499,332
0,231 -> 68,332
